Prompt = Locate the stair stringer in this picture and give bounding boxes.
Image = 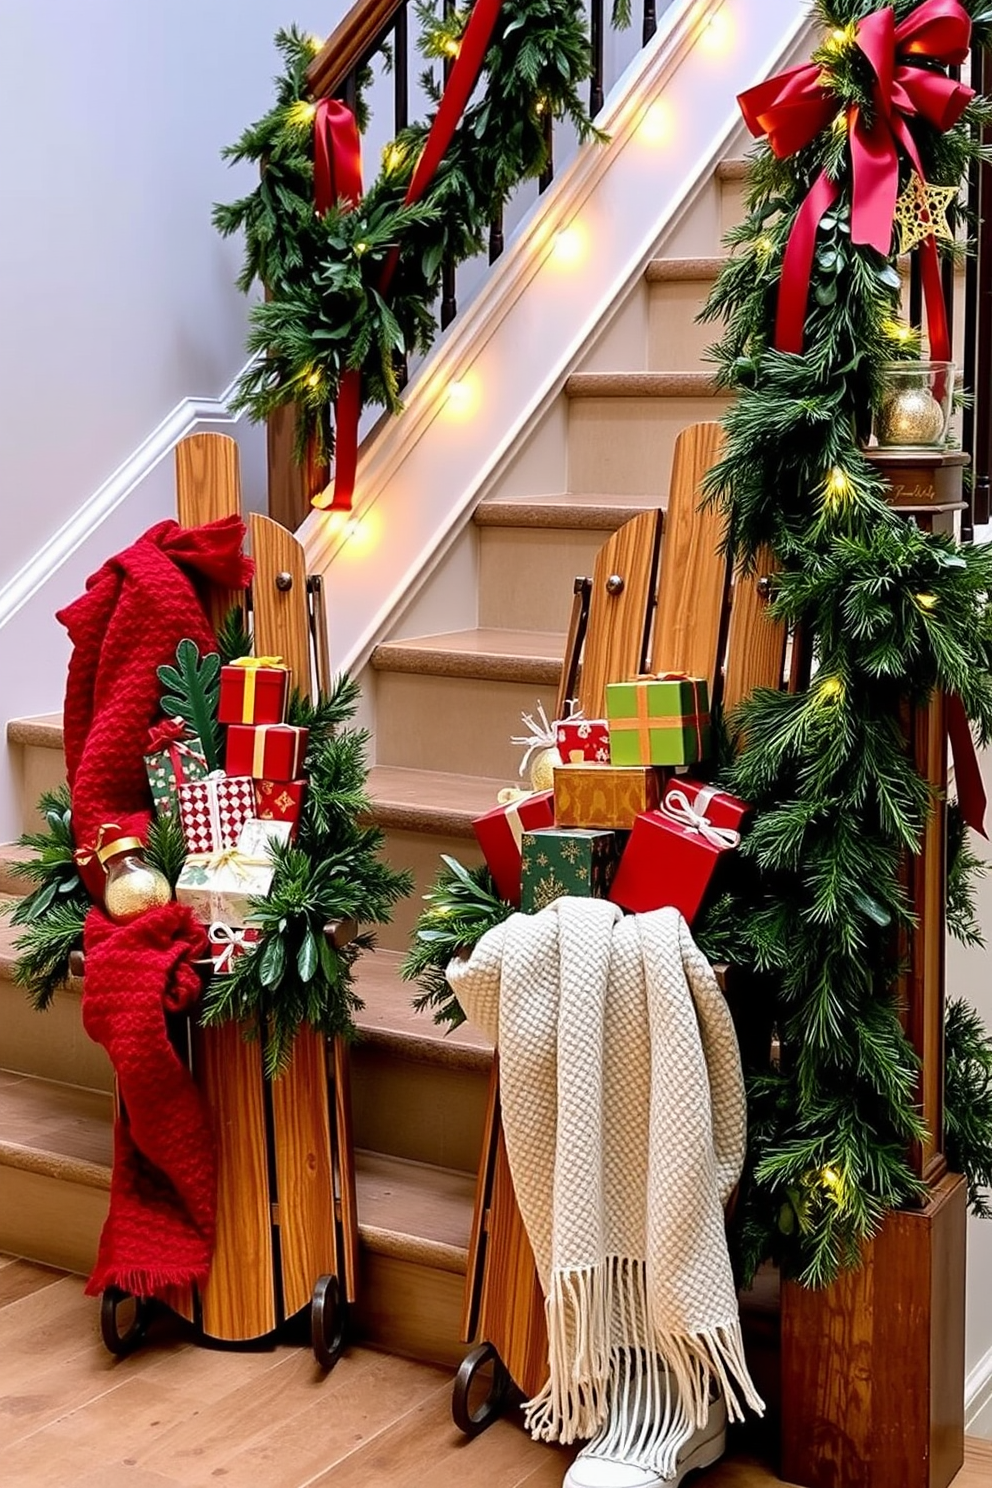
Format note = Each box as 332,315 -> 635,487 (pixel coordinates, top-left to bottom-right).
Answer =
301,0 -> 811,676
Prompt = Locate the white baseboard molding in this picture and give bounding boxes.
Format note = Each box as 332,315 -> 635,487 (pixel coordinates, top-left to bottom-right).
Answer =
967,1342 -> 992,1437
0,365 -> 251,632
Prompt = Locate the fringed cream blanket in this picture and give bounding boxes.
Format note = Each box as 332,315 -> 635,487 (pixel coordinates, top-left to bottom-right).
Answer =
447,898 -> 763,1477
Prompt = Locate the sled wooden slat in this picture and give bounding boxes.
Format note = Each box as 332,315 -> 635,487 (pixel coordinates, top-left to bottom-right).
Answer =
650,423 -> 729,693
175,433 -> 244,633
576,509 -> 662,719
462,1059 -> 501,1344
333,1037 -> 360,1304
249,513 -> 314,702
723,550 -> 788,713
270,1026 -> 340,1319
477,1124 -> 549,1401
192,1019 -> 277,1340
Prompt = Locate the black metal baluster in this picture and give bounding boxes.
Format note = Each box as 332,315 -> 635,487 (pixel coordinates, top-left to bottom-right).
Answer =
394,2 -> 408,131
489,212 -> 505,264
590,0 -> 605,116
642,0 -> 657,46
909,256 -> 923,331
343,70 -> 358,116
539,113 -> 554,194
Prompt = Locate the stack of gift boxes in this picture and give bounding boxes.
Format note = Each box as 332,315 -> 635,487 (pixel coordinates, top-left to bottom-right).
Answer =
142,657 -> 310,973
473,674 -> 749,924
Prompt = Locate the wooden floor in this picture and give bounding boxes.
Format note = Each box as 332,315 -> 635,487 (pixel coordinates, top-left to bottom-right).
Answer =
2,1257 -> 991,1488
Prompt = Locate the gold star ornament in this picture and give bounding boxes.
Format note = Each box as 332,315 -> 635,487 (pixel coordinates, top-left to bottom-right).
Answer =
894,173 -> 957,255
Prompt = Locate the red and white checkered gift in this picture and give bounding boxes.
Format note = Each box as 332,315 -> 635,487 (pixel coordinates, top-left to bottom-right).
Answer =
177,772 -> 256,855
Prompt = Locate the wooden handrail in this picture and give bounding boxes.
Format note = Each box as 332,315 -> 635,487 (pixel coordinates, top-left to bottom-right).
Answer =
306,0 -> 406,100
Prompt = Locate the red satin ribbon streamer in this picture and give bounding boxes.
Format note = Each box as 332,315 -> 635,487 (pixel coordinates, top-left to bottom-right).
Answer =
311,99 -> 364,513
739,0 -> 973,358
378,0 -> 506,297
948,694 -> 988,837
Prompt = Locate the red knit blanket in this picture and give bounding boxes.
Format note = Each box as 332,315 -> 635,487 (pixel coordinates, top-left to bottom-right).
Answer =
57,517 -> 252,1296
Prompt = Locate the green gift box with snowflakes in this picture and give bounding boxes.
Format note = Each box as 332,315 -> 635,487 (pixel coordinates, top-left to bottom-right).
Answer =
143,717 -> 209,816
520,827 -> 620,914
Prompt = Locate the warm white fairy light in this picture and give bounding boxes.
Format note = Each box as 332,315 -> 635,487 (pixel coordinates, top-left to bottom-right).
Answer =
551,222 -> 587,267
699,6 -> 732,53
639,100 -> 670,144
444,376 -> 480,419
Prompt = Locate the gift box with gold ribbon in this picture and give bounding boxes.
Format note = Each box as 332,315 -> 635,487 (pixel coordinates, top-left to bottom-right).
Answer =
218,655 -> 290,726
608,780 -> 747,922
176,819 -> 292,925
472,789 -> 555,905
605,673 -> 710,767
553,763 -> 662,831
225,723 -> 309,781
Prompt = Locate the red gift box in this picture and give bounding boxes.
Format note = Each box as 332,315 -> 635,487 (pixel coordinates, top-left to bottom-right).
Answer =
555,718 -> 610,765
608,780 -> 748,923
208,922 -> 261,974
472,790 -> 555,906
225,724 -> 309,781
178,773 -> 256,855
255,778 -> 307,839
218,657 -> 290,726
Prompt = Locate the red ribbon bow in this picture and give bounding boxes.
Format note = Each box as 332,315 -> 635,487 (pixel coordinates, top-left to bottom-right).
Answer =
146,716 -> 189,753
739,0 -> 973,358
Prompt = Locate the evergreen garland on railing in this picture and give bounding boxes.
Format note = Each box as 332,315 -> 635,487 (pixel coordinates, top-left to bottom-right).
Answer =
694,0 -> 992,1286
214,7 -> 609,464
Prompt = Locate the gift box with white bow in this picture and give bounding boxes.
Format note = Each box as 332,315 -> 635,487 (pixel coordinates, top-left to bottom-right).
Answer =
208,922 -> 261,974
608,780 -> 748,922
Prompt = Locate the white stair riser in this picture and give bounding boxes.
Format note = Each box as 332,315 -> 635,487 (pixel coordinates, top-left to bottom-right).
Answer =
0,1166 -> 107,1275
647,280 -> 721,370
477,525 -> 607,632
0,978 -> 113,1092
567,394 -> 731,496
351,1048 -> 488,1175
378,826 -> 485,954
374,672 -> 560,784
9,744 -> 66,833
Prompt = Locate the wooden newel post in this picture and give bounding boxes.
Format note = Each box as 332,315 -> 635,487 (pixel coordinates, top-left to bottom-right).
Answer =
780,450 -> 968,1488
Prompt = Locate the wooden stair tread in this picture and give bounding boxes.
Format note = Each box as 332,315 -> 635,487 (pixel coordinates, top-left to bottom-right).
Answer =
6,714 -> 63,749
354,949 -> 492,1070
367,763 -> 506,837
475,494 -> 659,530
354,1149 -> 474,1273
644,255 -> 726,282
565,371 -> 721,398
371,628 -> 564,684
715,157 -> 748,182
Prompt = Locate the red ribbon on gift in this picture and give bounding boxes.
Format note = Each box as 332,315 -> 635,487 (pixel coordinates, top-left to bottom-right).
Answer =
146,716 -> 206,789
739,1 -> 973,360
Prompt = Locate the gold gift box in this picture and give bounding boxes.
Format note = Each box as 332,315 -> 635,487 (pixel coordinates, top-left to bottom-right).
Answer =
553,763 -> 662,831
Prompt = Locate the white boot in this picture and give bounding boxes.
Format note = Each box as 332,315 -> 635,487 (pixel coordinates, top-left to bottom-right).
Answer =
562,1390 -> 727,1488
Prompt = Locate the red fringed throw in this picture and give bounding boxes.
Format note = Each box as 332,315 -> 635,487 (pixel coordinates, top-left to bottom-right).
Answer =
57,517 -> 253,1296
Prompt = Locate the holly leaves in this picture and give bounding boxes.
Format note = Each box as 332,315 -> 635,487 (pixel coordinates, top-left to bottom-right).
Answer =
157,640 -> 223,771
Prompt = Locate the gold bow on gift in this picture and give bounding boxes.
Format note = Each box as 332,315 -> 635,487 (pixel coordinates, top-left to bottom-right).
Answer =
228,656 -> 287,722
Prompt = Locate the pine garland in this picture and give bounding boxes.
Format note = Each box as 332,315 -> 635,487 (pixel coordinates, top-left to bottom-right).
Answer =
401,855 -> 513,1026
696,0 -> 992,1285
214,8 -> 608,464
9,788 -> 88,1010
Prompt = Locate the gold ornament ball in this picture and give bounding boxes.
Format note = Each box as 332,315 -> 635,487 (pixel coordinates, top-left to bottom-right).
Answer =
529,747 -> 561,793
104,860 -> 173,923
876,388 -> 946,447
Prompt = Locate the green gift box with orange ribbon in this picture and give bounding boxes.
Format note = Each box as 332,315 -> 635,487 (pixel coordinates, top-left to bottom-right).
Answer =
605,673 -> 711,768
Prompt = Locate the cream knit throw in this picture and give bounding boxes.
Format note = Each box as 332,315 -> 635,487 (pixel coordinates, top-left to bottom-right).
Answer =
447,898 -> 763,1476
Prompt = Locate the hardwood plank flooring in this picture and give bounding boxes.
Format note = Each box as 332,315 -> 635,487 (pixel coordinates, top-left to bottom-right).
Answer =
1,1260 -> 990,1488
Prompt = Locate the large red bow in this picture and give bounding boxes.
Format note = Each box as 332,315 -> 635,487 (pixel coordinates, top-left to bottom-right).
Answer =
739,0 -> 973,357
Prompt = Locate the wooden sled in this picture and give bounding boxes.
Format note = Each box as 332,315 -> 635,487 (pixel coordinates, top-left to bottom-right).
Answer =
451,427 -> 967,1488
91,432 -> 358,1367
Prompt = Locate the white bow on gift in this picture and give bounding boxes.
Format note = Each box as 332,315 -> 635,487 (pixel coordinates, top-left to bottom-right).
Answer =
511,700 -> 560,778
208,921 -> 256,974
659,786 -> 741,850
